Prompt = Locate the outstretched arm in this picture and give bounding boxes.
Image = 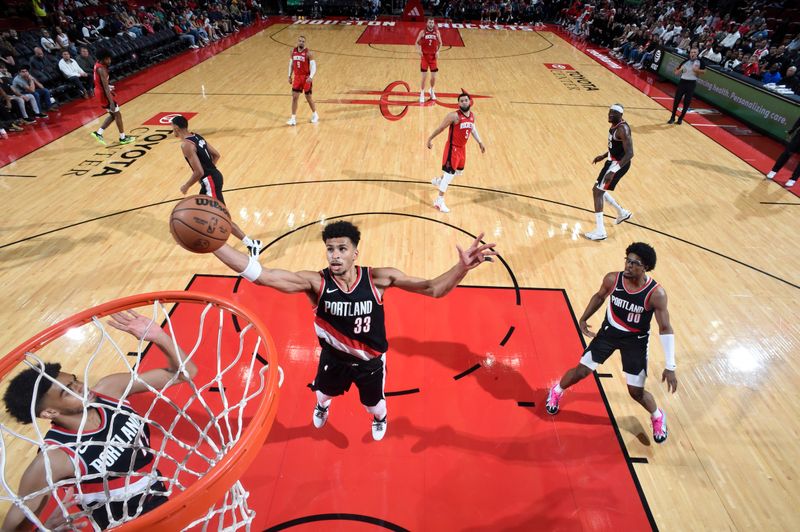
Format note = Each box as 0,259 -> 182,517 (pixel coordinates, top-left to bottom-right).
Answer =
426,112 -> 457,149
94,309 -> 198,397
372,233 -> 497,298
578,272 -> 616,338
213,244 -> 319,295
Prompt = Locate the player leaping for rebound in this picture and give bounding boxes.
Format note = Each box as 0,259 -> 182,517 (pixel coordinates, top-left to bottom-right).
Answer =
426,91 -> 486,213
415,18 -> 442,103
287,35 -> 318,126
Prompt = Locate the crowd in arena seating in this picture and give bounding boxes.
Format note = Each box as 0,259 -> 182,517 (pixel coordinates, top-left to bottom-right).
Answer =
560,1 -> 800,94
0,0 -> 264,138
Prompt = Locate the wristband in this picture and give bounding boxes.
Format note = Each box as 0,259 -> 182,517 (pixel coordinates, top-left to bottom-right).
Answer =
240,255 -> 263,282
660,334 -> 676,370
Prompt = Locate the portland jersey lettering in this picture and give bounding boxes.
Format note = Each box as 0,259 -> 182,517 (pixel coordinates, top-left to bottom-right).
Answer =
44,394 -> 152,490
605,272 -> 658,334
314,266 -> 387,360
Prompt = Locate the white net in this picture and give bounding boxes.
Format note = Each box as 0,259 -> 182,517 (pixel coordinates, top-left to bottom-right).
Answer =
0,296 -> 281,531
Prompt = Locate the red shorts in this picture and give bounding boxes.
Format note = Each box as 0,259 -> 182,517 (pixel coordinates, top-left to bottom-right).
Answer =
292,75 -> 312,94
442,143 -> 466,173
421,54 -> 438,72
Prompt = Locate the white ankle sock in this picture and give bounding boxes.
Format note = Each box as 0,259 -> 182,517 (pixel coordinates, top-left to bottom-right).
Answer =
554,383 -> 564,394
595,212 -> 605,232
242,236 -> 254,246
651,408 -> 662,419
97,128 -> 104,135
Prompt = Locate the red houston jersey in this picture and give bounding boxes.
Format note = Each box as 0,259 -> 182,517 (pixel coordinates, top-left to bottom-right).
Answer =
448,110 -> 475,147
291,47 -> 310,77
420,29 -> 440,55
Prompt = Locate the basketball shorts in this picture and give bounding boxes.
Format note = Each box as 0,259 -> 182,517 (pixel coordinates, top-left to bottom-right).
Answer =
442,143 -> 466,174
292,75 -> 312,94
421,54 -> 438,72
579,322 -> 649,386
310,345 -> 386,406
199,170 -> 225,205
88,478 -> 168,529
595,159 -> 630,191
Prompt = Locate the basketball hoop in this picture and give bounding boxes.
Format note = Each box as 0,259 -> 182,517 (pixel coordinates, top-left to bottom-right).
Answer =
0,292 -> 281,531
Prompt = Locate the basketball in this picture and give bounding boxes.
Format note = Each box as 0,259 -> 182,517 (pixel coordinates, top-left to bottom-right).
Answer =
169,195 -> 232,253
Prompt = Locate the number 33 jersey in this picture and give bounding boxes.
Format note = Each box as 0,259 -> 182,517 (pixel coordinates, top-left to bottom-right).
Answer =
314,266 -> 388,360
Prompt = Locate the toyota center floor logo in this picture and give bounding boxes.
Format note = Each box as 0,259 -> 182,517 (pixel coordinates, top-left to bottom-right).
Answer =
318,81 -> 491,121
144,112 -> 198,125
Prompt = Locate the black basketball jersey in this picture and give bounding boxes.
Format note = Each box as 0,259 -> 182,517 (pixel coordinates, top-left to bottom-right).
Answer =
185,133 -> 216,174
607,121 -> 628,162
603,272 -> 659,334
44,394 -> 153,493
314,266 -> 388,360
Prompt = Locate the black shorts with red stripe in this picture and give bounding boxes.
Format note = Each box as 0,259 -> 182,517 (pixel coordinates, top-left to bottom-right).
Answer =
595,159 -> 630,191
199,169 -> 225,205
582,320 -> 648,377
310,344 -> 385,406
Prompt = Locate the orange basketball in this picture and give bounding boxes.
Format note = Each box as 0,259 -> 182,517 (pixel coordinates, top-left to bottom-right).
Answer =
169,195 -> 232,253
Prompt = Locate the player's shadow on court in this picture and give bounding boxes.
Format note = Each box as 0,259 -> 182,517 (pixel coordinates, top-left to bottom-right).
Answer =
363,416 -> 623,465
672,158 -> 756,180
634,122 -> 674,135
459,486 -> 582,531
0,233 -> 108,268
390,337 -> 612,427
265,418 -> 350,449
617,415 -> 651,446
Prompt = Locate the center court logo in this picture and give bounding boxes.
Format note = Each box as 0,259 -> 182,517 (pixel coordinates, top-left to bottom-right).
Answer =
318,81 -> 491,121
543,64 -> 599,91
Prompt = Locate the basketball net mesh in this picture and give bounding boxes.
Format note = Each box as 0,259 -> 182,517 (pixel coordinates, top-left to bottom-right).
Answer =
0,297 -> 281,531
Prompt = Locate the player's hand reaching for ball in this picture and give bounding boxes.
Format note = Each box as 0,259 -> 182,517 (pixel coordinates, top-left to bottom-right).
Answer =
579,320 -> 596,338
662,369 -> 678,393
108,310 -> 165,343
457,232 -> 498,271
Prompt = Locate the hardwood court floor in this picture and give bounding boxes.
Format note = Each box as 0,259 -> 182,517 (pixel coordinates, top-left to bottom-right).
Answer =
1,20 -> 799,530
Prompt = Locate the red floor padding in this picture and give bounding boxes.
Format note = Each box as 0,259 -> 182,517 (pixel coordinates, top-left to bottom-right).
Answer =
153,275 -> 653,530
357,23 -> 465,47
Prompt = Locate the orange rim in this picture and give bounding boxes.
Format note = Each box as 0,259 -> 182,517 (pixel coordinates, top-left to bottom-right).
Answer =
1,291 -> 281,531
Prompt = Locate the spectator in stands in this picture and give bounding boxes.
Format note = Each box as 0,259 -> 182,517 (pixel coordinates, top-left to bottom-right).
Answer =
12,68 -> 54,116
172,18 -> 199,49
28,47 -> 49,77
752,39 -> 769,61
722,50 -> 743,71
761,63 -> 782,84
55,27 -> 77,56
735,54 -> 760,78
81,19 -> 102,43
1,67 -> 43,121
40,29 -> 59,54
675,29 -> 691,53
784,66 -> 799,94
770,45 -> 791,73
76,46 -> 94,74
58,51 -> 90,99
787,33 -> 800,54
719,25 -> 741,50
700,43 -> 722,64
1,84 -> 29,131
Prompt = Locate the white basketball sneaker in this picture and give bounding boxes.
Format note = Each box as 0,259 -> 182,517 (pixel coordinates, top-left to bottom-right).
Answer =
433,196 -> 450,213
786,179 -> 796,187
310,112 -> 319,123
614,209 -> 632,225
287,116 -> 297,126
419,91 -> 425,103
430,88 -> 436,101
312,403 -> 329,428
766,171 -> 776,180
584,229 -> 607,241
371,416 -> 387,441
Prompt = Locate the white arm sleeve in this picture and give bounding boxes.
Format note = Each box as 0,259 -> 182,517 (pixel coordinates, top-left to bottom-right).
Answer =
309,60 -> 316,79
288,59 -> 293,77
240,255 -> 263,283
660,334 -> 676,370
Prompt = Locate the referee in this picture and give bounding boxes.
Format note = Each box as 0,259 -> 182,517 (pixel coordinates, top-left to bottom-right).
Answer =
766,114 -> 800,188
668,48 -> 706,125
